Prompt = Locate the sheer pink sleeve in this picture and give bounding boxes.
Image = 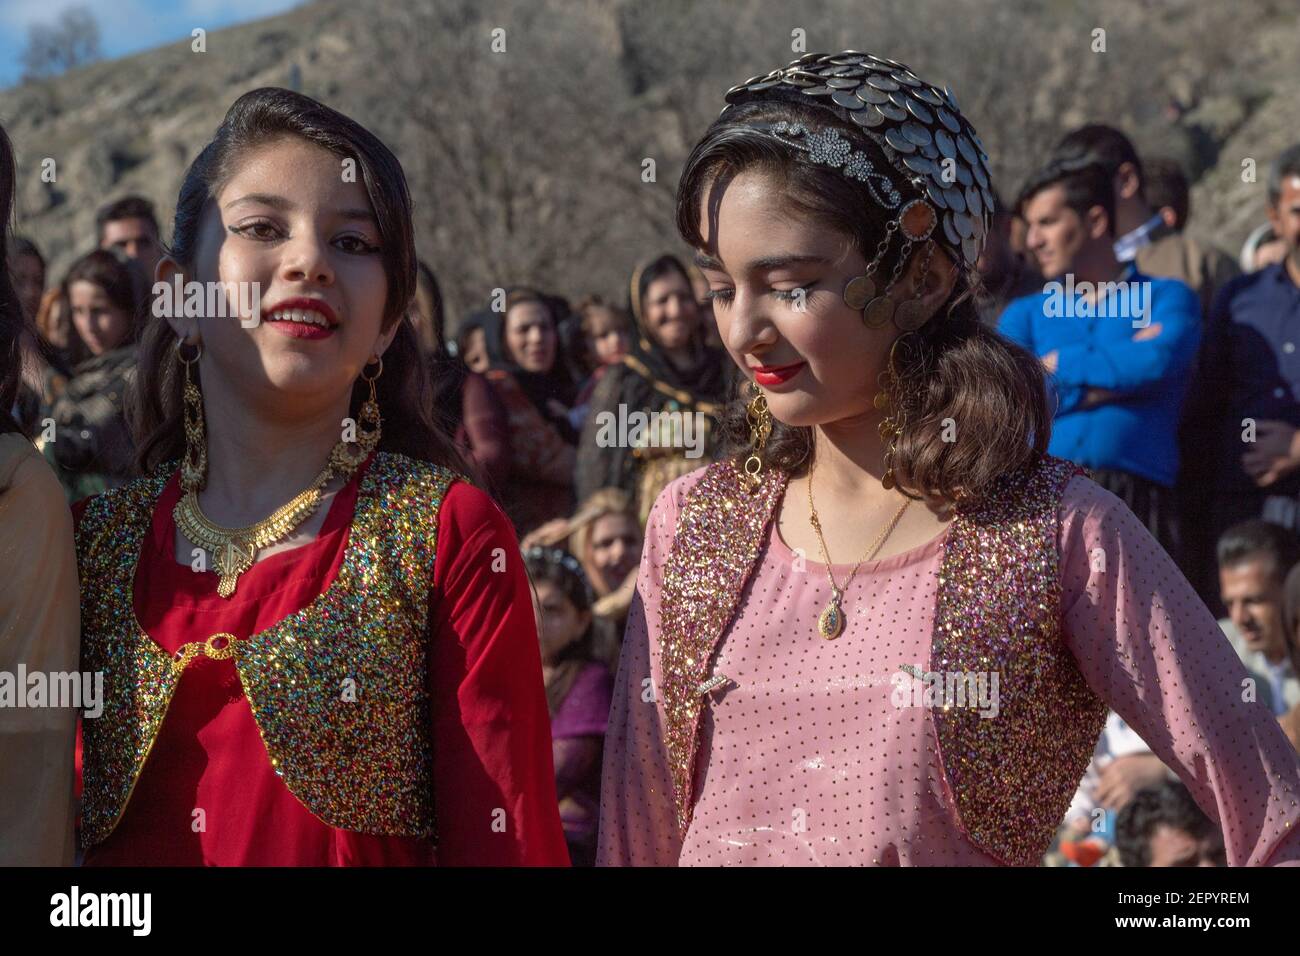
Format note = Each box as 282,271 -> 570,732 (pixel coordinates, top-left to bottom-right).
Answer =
596,471 -> 700,866
1058,474 -> 1300,865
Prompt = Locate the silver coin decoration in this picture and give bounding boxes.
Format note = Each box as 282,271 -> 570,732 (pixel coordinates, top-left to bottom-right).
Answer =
718,50 -> 997,274
864,296 -> 895,328
884,127 -> 916,154
901,121 -> 932,146
904,98 -> 934,124
832,90 -> 865,110
843,275 -> 876,310
894,299 -> 930,331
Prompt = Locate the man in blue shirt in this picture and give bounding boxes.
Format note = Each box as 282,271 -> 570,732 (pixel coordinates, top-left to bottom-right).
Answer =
1201,145 -> 1300,571
998,160 -> 1201,560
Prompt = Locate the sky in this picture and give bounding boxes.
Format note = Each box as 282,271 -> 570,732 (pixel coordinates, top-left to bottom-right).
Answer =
0,0 -> 304,89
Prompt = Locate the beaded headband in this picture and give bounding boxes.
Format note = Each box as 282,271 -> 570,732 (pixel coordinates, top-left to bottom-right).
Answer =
524,545 -> 594,604
720,51 -> 995,331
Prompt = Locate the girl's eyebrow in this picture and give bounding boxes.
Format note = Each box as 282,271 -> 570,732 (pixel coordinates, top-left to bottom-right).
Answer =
225,193 -> 291,211
694,251 -> 829,273
224,193 -> 376,222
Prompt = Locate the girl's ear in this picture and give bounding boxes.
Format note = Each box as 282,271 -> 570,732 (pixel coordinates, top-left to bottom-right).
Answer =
892,243 -> 959,322
373,314 -> 403,359
155,257 -> 200,343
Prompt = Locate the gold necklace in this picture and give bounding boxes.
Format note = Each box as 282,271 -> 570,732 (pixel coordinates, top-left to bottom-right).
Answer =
174,441 -> 369,598
806,462 -> 911,639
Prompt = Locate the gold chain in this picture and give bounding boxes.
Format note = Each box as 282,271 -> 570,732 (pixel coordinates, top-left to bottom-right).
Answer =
806,458 -> 911,638
174,457 -> 343,598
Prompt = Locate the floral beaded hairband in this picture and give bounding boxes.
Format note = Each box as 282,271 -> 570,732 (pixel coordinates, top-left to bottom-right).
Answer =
721,50 -> 995,332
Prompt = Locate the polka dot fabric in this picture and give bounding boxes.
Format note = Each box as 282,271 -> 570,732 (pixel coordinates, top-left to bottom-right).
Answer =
597,467 -> 1300,866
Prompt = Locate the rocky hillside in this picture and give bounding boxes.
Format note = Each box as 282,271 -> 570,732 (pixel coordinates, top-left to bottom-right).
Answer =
2,0 -> 1297,326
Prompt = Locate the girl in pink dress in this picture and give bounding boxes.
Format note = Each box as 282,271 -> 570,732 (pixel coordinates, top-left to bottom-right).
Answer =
596,51 -> 1300,867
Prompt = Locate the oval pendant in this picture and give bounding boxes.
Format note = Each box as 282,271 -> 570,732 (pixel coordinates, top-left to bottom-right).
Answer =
818,599 -> 845,639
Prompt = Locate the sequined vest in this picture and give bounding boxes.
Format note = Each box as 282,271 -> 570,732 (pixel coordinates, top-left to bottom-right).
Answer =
658,452 -> 1108,866
75,451 -> 461,848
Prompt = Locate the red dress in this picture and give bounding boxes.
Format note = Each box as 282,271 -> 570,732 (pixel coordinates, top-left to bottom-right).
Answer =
76,454 -> 569,866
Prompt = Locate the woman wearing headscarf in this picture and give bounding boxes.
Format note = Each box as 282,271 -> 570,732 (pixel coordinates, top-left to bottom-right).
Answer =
481,287 -> 579,536
575,254 -> 734,528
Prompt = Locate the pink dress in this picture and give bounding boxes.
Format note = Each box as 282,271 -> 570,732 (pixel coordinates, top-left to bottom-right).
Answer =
597,468 -> 1300,866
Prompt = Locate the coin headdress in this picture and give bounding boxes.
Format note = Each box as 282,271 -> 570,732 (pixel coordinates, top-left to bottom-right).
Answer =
719,50 -> 995,331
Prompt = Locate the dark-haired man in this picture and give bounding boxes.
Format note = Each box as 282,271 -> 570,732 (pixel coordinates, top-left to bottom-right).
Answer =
1216,519 -> 1300,716
998,160 -> 1200,561
1051,126 -> 1238,315
96,195 -> 162,280
1115,781 -> 1226,867
1052,130 -> 1240,608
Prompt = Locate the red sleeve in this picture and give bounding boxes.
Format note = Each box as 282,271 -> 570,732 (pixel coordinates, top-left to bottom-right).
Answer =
428,479 -> 571,866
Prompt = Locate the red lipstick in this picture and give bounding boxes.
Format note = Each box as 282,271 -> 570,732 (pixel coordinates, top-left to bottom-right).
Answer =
751,361 -> 807,386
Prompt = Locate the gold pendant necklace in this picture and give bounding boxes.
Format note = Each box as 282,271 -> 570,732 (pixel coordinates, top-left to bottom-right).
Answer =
175,470 -> 331,597
174,438 -> 373,598
807,462 -> 911,639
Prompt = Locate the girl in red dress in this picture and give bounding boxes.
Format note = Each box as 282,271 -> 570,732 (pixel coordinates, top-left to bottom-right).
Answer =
74,88 -> 569,866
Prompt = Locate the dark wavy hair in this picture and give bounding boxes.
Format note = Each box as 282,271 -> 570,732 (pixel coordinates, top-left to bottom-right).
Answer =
63,249 -> 145,346
675,97 -> 1051,505
129,87 -> 470,477
0,123 -> 28,437
1115,780 -> 1221,867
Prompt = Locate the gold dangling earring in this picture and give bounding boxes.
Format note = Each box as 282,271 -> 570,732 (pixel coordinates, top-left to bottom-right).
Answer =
176,336 -> 207,493
332,355 -> 384,474
876,334 -> 910,491
741,379 -> 772,493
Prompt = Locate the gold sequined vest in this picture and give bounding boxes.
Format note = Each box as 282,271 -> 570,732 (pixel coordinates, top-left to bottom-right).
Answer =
658,452 -> 1108,866
75,452 -> 461,848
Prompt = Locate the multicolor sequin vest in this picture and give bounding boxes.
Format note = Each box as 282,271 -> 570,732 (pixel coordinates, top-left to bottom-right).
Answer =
658,452 -> 1108,866
75,451 -> 461,848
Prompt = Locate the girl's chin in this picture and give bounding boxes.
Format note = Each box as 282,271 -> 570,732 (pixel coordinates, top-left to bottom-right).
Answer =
761,394 -> 840,429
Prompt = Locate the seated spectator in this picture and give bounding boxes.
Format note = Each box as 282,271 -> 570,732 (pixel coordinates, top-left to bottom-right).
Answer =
1115,780 -> 1226,867
524,546 -> 614,867
1217,519 -> 1300,716
999,159 -> 1201,561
